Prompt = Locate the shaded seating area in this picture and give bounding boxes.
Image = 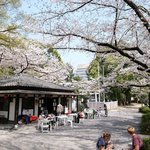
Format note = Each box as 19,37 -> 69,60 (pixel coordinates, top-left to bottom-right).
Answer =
0,74 -> 77,126
37,112 -> 78,133
38,113 -> 57,133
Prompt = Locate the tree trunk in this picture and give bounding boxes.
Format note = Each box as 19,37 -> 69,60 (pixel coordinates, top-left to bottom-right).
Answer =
125,88 -> 131,105
149,92 -> 150,108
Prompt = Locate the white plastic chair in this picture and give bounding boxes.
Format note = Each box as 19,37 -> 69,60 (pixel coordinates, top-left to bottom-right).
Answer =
38,115 -> 45,129
66,115 -> 73,127
40,119 -> 50,133
38,119 -> 43,129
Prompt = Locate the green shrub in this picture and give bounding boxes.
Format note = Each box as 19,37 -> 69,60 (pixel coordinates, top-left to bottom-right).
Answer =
143,138 -> 150,150
140,113 -> 150,135
139,106 -> 150,114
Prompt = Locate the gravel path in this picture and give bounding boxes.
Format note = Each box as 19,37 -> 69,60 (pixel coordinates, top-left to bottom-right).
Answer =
0,103 -> 149,150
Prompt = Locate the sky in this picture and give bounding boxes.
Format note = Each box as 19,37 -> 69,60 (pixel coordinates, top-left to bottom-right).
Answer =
59,50 -> 94,69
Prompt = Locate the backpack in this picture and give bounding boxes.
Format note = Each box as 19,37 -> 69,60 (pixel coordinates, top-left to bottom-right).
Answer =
96,137 -> 106,148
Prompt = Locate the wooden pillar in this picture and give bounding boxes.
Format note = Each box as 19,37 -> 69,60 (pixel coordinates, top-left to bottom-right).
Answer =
14,94 -> 19,124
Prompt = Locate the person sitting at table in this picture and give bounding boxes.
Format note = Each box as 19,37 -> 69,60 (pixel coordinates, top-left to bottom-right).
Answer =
77,111 -> 85,123
37,112 -> 46,129
42,109 -> 48,118
47,113 -> 56,129
38,112 -> 46,120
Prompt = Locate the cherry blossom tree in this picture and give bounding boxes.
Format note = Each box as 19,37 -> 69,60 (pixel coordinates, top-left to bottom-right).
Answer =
0,40 -> 70,83
21,0 -> 149,90
28,0 -> 150,103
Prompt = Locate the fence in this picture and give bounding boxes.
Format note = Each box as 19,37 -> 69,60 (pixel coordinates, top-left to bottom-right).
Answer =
87,101 -> 118,110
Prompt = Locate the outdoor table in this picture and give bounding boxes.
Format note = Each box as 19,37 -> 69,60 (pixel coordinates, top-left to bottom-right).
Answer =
68,113 -> 77,117
68,113 -> 77,122
57,115 -> 68,126
85,111 -> 93,119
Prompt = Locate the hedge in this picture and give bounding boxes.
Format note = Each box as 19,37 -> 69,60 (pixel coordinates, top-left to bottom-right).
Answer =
143,138 -> 150,150
139,106 -> 150,114
140,113 -> 150,135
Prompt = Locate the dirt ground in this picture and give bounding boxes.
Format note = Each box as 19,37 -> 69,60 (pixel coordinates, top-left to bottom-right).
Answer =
0,103 -> 149,150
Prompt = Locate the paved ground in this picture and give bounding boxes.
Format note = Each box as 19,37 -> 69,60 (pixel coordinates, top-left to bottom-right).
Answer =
0,103 -> 149,150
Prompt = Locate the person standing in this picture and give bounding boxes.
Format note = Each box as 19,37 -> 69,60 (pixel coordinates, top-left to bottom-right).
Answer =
127,126 -> 145,150
56,103 -> 63,116
97,106 -> 102,117
104,104 -> 108,117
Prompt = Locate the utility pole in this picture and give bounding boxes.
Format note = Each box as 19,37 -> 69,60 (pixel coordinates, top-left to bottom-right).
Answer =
98,59 -> 100,102
102,59 -> 105,102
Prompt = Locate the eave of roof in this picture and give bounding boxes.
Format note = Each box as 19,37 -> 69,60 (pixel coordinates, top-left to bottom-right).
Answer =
0,74 -> 75,92
0,89 -> 78,95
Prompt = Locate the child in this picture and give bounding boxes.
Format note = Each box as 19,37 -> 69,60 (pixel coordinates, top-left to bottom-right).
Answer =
96,132 -> 114,150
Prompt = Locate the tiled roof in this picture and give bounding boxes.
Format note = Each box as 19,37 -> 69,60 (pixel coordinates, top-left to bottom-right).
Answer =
0,74 -> 74,92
